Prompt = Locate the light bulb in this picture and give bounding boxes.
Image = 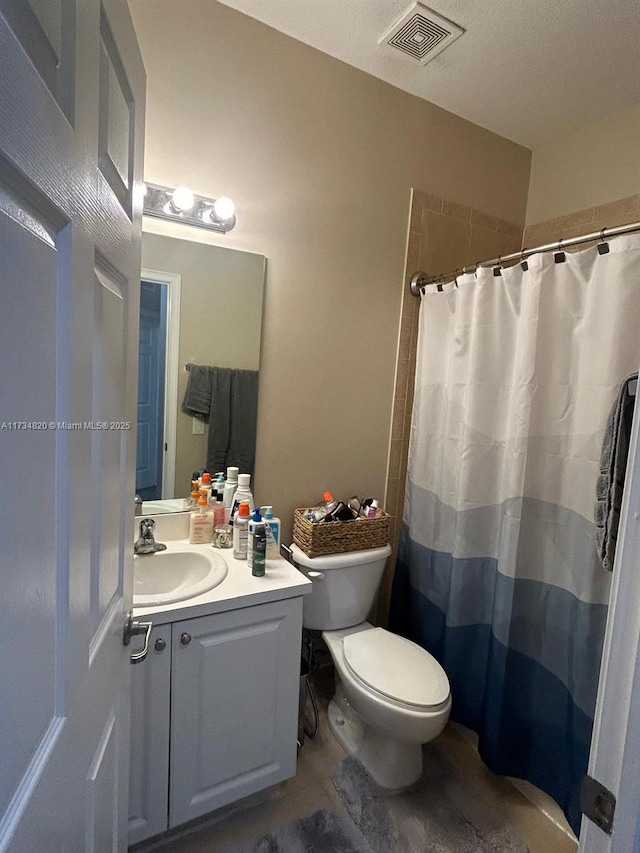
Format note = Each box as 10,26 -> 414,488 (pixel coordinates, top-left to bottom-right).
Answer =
212,196 -> 235,223
171,186 -> 195,213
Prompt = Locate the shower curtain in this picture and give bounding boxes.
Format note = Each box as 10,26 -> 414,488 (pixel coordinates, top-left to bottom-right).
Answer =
389,234 -> 640,834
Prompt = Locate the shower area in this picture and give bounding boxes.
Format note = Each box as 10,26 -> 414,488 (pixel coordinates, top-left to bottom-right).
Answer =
381,189 -> 640,841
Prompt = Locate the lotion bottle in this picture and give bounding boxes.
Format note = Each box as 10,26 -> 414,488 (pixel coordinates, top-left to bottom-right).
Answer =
223,467 -> 239,520
234,473 -> 255,511
189,491 -> 213,544
261,506 -> 281,559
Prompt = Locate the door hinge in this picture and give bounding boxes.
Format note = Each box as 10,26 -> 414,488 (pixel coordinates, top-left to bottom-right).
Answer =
581,774 -> 616,834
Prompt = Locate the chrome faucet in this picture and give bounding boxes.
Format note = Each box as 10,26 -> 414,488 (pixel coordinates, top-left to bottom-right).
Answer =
134,517 -> 167,555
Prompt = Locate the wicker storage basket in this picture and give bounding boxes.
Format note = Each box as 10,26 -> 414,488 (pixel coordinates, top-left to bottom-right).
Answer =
292,507 -> 391,558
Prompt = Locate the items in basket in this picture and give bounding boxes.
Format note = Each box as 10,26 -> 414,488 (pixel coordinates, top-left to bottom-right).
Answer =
304,492 -> 382,523
292,503 -> 391,558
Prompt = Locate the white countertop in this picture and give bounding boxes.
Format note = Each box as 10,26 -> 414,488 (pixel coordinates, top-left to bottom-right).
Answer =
132,538 -> 312,625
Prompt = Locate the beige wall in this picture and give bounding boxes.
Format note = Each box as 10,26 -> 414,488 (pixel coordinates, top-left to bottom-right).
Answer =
141,233 -> 265,493
526,104 -> 640,226
130,0 -> 531,542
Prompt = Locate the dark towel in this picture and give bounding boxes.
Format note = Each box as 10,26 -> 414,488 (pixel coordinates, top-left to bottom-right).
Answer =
595,373 -> 637,571
182,364 -> 212,416
183,364 -> 259,478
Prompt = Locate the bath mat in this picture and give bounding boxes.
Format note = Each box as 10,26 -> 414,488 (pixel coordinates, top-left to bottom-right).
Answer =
223,808 -> 374,853
333,743 -> 530,853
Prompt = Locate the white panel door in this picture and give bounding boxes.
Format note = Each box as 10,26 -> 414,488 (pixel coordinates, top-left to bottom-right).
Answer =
580,385 -> 640,852
0,1 -> 145,850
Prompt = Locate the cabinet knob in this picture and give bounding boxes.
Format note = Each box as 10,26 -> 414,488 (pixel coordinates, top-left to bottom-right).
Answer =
154,638 -> 166,651
180,632 -> 192,646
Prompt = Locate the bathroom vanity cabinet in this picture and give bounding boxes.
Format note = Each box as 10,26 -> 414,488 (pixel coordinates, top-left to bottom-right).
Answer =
128,595 -> 303,846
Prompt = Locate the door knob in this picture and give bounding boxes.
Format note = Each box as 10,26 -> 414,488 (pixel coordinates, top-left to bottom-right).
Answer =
123,611 -> 153,664
154,638 -> 166,652
180,632 -> 192,645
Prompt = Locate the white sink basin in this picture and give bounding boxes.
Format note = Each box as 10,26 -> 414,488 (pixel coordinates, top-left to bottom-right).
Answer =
133,544 -> 228,606
141,498 -> 189,514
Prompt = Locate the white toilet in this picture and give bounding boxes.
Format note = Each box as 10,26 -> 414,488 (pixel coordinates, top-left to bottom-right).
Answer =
292,542 -> 451,789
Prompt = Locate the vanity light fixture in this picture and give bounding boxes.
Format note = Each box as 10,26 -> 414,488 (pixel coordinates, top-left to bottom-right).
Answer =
143,183 -> 237,233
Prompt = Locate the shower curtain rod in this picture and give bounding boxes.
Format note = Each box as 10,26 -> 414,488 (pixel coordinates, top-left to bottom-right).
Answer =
410,220 -> 640,296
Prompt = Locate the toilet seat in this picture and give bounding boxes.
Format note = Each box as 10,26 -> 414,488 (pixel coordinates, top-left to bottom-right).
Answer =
343,628 -> 449,710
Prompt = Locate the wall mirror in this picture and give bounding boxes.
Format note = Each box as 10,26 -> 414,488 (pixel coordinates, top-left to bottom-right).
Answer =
136,231 -> 266,512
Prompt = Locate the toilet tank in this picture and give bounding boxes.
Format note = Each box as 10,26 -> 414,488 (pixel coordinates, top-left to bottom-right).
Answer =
291,543 -> 392,630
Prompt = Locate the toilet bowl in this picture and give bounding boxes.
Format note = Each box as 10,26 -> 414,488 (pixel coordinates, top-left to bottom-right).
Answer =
291,543 -> 451,789
323,622 -> 451,788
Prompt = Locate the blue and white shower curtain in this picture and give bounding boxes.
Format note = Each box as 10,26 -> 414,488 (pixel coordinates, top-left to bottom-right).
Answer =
390,234 -> 640,834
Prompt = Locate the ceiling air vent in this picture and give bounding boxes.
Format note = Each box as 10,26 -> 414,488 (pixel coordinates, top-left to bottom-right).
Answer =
379,3 -> 464,65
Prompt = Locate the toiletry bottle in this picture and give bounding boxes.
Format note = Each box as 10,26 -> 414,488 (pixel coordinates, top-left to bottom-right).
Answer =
223,466 -> 239,519
305,491 -> 339,522
229,472 -> 255,529
321,491 -> 338,512
247,507 -> 262,569
261,506 -> 281,559
251,524 -> 266,577
212,492 -> 226,530
232,473 -> 255,513
232,500 -> 251,560
365,499 -> 379,518
191,472 -> 200,500
189,485 -> 200,508
189,491 -> 213,544
213,471 -> 225,500
200,471 -> 213,504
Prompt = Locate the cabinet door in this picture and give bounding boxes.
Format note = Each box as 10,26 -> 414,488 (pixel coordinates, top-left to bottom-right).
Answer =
170,598 -> 303,827
128,624 -> 171,846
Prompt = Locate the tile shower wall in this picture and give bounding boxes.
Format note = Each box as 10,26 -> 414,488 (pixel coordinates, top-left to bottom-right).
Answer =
523,194 -> 640,248
379,191 -> 639,625
378,190 -> 523,624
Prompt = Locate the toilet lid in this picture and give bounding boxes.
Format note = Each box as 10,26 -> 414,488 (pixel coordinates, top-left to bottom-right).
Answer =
343,628 -> 449,709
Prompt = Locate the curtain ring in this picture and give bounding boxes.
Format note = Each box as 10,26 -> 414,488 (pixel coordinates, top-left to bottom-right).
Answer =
520,248 -> 529,271
598,228 -> 610,255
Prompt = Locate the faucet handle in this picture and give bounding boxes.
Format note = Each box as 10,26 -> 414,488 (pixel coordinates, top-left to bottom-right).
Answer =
140,517 -> 155,539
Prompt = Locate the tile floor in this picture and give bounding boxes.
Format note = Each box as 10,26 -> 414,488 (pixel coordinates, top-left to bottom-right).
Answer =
132,667 -> 578,853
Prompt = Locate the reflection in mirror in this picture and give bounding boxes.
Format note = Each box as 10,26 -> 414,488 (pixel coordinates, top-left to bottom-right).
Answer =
135,232 -> 266,510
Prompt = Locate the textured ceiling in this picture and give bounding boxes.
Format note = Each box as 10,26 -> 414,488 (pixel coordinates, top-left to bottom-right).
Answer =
215,0 -> 640,149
